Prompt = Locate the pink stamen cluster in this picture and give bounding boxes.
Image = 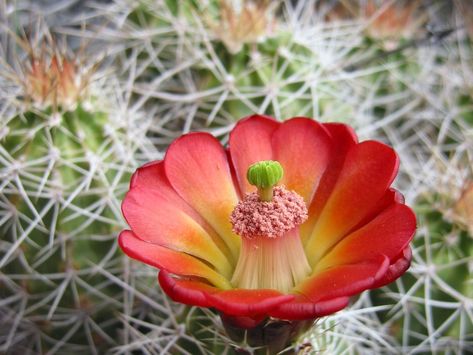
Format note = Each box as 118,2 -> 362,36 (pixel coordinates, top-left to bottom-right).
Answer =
230,186 -> 308,239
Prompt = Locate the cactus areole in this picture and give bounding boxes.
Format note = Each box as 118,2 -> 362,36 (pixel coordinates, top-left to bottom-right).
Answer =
119,115 -> 416,352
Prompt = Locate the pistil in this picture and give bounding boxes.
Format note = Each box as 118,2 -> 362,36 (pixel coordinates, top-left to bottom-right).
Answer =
247,160 -> 283,202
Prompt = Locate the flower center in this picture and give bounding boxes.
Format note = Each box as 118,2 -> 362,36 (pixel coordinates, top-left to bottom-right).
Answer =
229,160 -> 311,293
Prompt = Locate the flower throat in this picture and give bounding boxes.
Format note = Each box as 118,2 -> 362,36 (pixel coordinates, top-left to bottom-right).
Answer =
230,161 -> 311,293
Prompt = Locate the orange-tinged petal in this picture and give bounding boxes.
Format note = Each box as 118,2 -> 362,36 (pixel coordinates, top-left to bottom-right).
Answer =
119,230 -> 231,289
206,289 -> 294,317
125,161 -> 233,273
296,255 -> 389,302
128,161 -> 232,259
305,141 -> 399,266
300,122 -> 357,244
122,187 -> 233,277
164,132 -> 240,261
229,114 -> 280,195
273,118 -> 332,204
269,296 -> 350,320
315,203 -> 416,271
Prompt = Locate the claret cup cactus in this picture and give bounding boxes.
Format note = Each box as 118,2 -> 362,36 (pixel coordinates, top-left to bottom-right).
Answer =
119,114 -> 416,353
1,0 -> 473,353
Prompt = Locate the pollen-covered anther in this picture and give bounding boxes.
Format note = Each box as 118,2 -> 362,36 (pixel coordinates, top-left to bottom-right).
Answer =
230,186 -> 308,239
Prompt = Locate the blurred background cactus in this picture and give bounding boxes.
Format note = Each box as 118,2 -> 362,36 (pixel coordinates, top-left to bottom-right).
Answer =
1,0 -> 472,353
0,8 -> 156,353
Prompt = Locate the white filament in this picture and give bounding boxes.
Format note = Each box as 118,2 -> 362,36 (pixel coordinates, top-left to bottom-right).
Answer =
231,227 -> 311,293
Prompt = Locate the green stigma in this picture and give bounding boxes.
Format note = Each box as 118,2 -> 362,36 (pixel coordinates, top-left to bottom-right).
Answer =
247,160 -> 283,201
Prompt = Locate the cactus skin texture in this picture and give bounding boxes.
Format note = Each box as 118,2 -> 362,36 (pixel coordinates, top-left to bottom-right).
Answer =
369,198 -> 473,353
118,0 -> 369,148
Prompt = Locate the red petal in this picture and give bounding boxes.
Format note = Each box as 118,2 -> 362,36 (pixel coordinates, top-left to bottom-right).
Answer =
206,289 -> 294,317
346,188 -> 406,235
296,255 -> 390,302
315,203 -> 416,271
308,122 -> 358,217
119,230 -> 231,289
272,118 -> 332,204
305,141 -> 399,265
129,160 -> 162,189
226,148 -> 242,198
323,122 -> 358,144
269,296 -> 350,320
158,270 -> 218,308
300,122 -> 357,244
228,114 -> 280,195
373,247 -> 412,288
220,313 -> 267,329
164,132 -> 240,261
391,188 -> 405,204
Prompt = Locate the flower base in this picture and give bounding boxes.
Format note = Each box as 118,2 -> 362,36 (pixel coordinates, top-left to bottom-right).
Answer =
221,314 -> 313,354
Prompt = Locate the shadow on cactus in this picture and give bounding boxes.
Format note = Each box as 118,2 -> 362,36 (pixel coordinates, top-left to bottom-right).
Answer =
0,27 -> 131,353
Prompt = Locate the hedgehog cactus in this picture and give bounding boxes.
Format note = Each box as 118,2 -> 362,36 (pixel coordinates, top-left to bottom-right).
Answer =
0,31 -> 139,352
1,0 -> 473,354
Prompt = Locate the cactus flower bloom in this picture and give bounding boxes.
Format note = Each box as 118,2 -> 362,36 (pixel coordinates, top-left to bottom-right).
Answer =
119,115 -> 416,350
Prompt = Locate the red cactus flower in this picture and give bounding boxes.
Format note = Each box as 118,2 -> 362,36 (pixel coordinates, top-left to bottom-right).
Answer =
119,115 -> 416,350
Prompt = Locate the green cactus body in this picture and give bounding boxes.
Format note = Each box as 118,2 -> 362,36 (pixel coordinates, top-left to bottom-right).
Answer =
122,0 -> 365,142
1,103 -> 129,352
